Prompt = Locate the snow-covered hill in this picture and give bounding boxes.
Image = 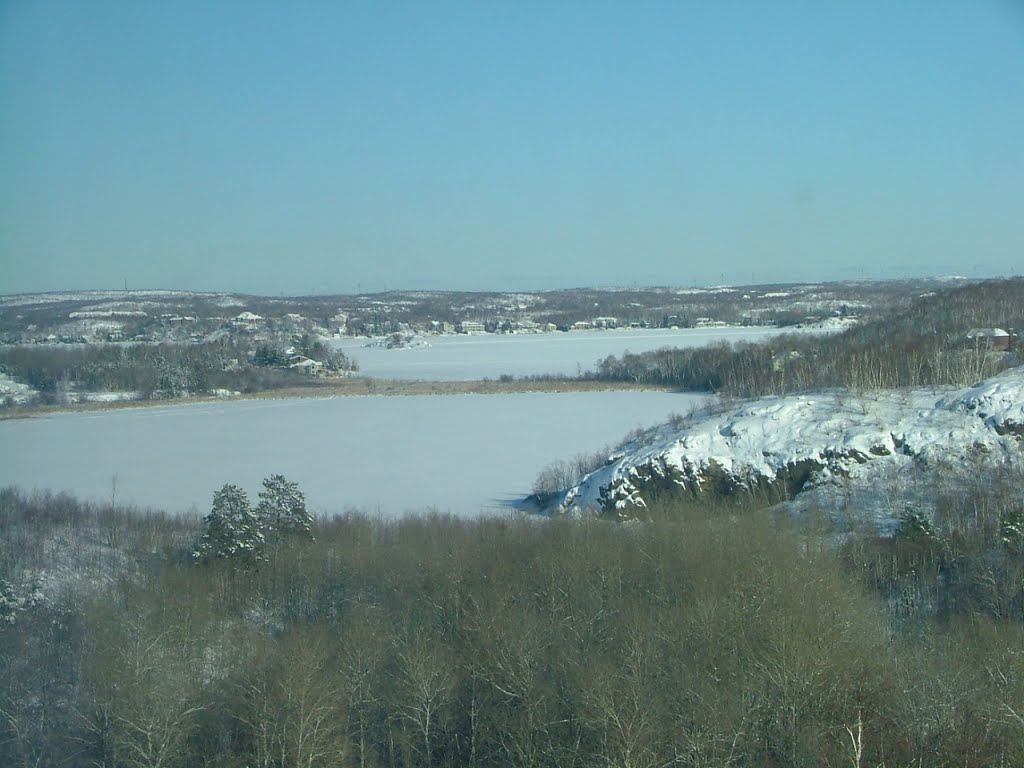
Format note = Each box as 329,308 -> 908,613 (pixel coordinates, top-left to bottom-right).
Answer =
553,367 -> 1024,528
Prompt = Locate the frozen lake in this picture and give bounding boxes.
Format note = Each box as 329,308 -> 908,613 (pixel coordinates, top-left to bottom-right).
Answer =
333,326 -> 792,380
0,390 -> 706,517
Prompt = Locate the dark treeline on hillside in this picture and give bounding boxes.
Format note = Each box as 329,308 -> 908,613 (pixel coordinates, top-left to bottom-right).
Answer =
5,485 -> 1024,767
0,341 -> 241,400
0,336 -> 354,403
591,278 -> 1024,396
0,279 -> 945,342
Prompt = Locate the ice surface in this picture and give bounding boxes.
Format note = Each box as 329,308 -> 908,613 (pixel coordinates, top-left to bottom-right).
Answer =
332,326 -> 817,381
0,391 -> 706,517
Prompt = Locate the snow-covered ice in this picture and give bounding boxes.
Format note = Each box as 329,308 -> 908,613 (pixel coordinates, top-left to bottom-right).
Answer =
0,391 -> 706,517
333,326 -> 821,381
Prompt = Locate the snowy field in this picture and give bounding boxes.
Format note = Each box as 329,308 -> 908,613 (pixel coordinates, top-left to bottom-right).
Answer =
332,326 -> 802,380
0,391 -> 706,517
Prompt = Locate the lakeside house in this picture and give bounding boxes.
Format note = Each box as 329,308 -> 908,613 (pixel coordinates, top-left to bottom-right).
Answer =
288,355 -> 324,375
966,328 -> 1012,352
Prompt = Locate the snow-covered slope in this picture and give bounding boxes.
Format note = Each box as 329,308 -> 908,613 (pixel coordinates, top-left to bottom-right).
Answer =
941,371 -> 1024,437
0,370 -> 36,404
555,367 -> 1024,526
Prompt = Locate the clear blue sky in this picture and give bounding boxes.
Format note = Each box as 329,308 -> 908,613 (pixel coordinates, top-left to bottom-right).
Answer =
1,1 -> 1022,295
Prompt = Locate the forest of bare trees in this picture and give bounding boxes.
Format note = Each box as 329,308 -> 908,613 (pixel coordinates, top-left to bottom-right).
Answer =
4,475 -> 1024,767
591,278 -> 1023,396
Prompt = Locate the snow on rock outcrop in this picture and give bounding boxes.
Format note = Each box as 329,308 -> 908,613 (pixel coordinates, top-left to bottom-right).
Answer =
941,368 -> 1024,437
556,367 -> 1024,523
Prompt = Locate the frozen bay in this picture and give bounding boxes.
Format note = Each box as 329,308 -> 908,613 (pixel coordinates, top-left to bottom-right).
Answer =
0,391 -> 706,517
333,326 -> 795,381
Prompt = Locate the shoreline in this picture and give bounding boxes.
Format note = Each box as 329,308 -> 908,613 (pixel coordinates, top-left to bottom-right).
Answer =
0,377 -> 673,420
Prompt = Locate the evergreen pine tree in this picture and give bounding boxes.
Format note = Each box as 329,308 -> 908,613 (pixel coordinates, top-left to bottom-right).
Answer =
257,474 -> 314,542
895,506 -> 940,543
1001,506 -> 1024,549
194,484 -> 265,566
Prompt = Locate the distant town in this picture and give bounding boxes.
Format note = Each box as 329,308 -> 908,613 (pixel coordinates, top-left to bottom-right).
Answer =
0,278 -> 985,408
0,279 -> 949,348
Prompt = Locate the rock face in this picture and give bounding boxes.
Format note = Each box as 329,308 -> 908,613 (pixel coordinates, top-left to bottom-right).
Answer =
555,367 -> 1024,522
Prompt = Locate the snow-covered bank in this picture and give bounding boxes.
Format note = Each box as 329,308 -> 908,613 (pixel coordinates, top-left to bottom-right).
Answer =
554,367 -> 1024,528
0,371 -> 35,404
